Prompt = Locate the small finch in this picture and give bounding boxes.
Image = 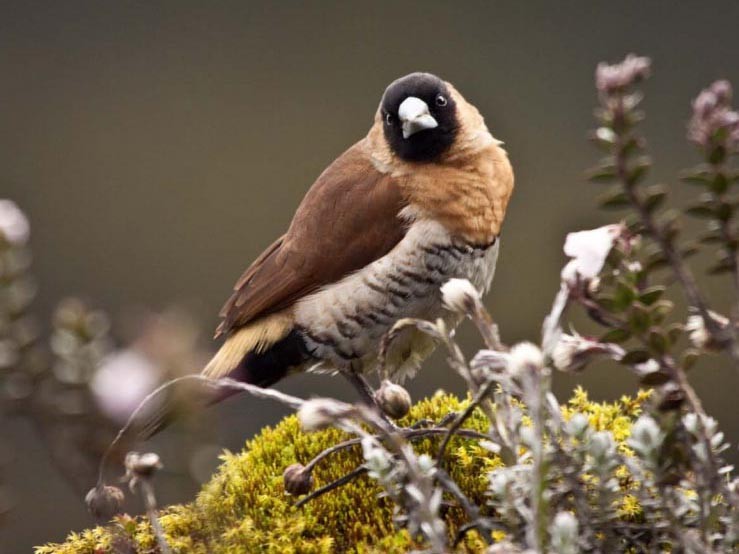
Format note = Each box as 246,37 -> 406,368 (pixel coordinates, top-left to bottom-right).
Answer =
140,72 -> 513,437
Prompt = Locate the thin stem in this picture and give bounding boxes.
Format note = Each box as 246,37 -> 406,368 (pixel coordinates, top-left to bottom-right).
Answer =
295,467 -> 367,508
139,479 -> 172,554
98,375 -> 305,486
436,380 -> 495,464
471,304 -> 505,351
304,427 -> 490,474
435,468 -> 493,544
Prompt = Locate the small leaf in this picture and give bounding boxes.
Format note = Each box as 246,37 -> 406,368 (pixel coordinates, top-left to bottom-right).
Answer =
710,173 -> 729,195
587,163 -> 617,183
640,370 -> 671,386
645,249 -> 668,272
650,300 -> 674,323
681,242 -> 700,259
598,188 -> 630,210
716,202 -> 733,222
627,157 -> 651,185
682,349 -> 700,370
629,303 -> 651,333
621,350 -> 651,364
680,166 -> 713,185
709,144 -> 727,165
698,231 -> 723,244
685,204 -> 716,219
648,328 -> 668,354
620,136 -> 643,158
639,285 -> 665,305
708,259 -> 734,275
644,185 -> 667,213
597,294 -> 622,313
614,280 -> 637,310
666,323 -> 683,345
625,216 -> 645,235
660,211 -> 681,241
600,327 -> 632,343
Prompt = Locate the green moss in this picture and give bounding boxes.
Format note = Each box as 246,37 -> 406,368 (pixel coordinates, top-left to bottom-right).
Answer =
36,390 -> 647,553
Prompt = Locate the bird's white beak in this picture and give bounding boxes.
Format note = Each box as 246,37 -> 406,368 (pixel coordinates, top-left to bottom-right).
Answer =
398,96 -> 438,139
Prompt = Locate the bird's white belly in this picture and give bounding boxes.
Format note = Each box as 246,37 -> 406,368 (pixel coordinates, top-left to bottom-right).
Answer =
294,219 -> 499,379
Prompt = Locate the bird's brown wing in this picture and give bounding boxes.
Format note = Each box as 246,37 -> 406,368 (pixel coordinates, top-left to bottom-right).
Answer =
215,140 -> 407,338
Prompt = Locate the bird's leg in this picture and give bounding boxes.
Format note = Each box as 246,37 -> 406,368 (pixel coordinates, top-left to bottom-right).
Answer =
342,365 -> 377,407
342,365 -> 400,429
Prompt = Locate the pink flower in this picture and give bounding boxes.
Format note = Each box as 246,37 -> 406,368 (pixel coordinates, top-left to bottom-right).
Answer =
91,349 -> 161,423
0,200 -> 30,246
688,80 -> 739,151
596,54 -> 651,94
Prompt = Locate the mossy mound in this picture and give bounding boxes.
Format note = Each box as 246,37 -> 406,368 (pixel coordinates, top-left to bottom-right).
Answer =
36,389 -> 648,553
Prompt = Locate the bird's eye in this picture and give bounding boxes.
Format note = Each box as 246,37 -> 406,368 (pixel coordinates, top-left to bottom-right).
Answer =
385,112 -> 394,125
435,94 -> 448,107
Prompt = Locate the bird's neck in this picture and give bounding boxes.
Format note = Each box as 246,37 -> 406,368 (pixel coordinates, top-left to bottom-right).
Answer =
398,141 -> 513,245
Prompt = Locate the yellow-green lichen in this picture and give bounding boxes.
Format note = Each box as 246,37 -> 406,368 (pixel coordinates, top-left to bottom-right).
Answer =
36,390 -> 647,554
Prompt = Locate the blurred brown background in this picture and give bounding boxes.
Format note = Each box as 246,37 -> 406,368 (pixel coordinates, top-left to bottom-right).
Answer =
2,1 -> 739,551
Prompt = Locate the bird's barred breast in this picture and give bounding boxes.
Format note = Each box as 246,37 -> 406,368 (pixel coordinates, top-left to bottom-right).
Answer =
293,219 -> 499,377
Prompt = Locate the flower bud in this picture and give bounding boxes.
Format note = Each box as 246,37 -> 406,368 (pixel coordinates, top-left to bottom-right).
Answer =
685,311 -> 729,351
550,511 -> 579,554
375,380 -> 411,419
508,342 -> 544,377
551,333 -> 624,372
440,278 -> 481,315
125,451 -> 163,478
282,463 -> 313,496
85,484 -> 124,520
0,200 -> 30,246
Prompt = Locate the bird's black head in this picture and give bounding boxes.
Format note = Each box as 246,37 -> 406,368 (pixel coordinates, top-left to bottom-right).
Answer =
380,72 -> 459,162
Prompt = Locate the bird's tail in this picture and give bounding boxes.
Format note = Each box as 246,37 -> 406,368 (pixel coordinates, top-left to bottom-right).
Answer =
131,312 -> 308,441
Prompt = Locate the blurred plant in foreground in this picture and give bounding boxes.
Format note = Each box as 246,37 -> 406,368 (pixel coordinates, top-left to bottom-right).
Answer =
0,200 -> 212,516
38,54 -> 739,553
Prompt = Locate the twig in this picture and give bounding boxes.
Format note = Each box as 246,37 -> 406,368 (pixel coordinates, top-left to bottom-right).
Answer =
436,468 -> 493,544
97,375 -> 305,486
139,479 -> 172,554
304,427 -> 491,474
295,466 -> 368,508
436,380 -> 495,464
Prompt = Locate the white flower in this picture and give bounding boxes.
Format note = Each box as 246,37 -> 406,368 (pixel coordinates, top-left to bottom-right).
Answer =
550,511 -> 579,554
551,332 -> 625,372
297,398 -> 354,431
565,413 -> 590,438
561,224 -> 626,285
685,311 -> 729,350
508,342 -> 544,377
628,415 -> 664,459
91,349 -> 161,423
440,278 -> 481,315
470,348 -> 509,371
0,200 -> 30,246
361,436 -> 393,477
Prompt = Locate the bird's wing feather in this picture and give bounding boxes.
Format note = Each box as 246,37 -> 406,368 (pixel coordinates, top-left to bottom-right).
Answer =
215,140 -> 407,337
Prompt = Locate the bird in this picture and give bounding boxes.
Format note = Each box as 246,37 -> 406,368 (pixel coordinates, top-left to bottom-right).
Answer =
201,71 -> 514,394
136,72 -> 513,438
